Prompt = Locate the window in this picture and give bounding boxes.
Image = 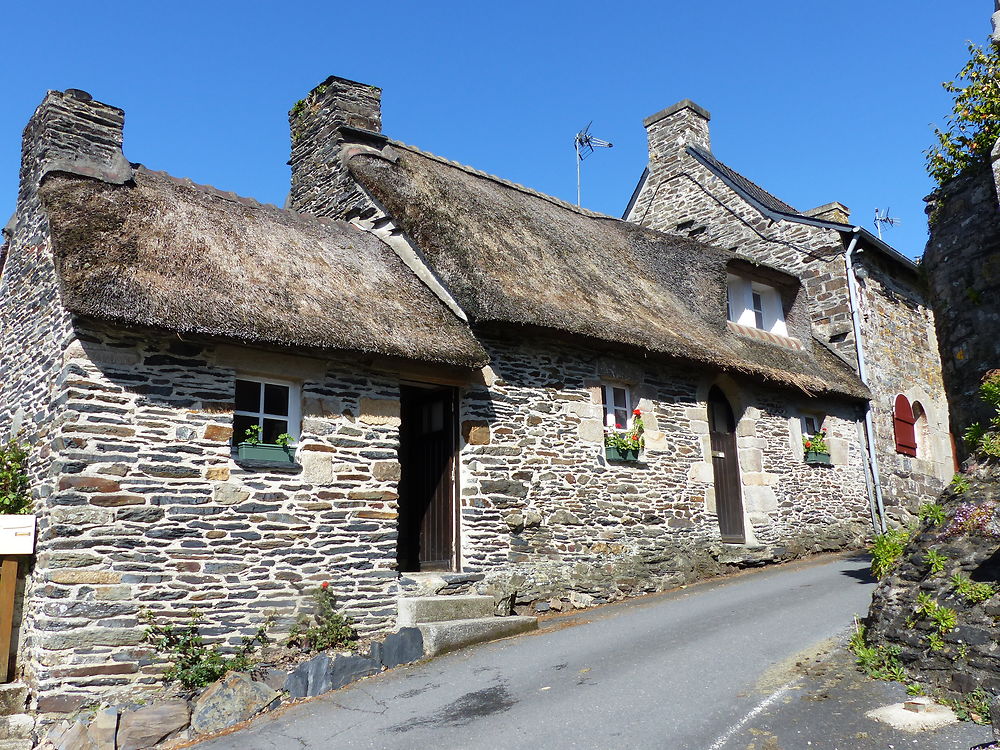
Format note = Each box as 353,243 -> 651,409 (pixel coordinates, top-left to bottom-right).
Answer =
726,275 -> 788,337
801,413 -> 823,437
233,377 -> 301,445
893,394 -> 917,457
601,384 -> 633,431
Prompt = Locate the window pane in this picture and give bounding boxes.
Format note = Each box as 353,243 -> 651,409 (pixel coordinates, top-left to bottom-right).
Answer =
614,409 -> 629,429
235,379 -> 261,412
263,383 -> 290,416
262,418 -> 289,444
232,414 -> 259,445
601,387 -> 609,410
752,292 -> 765,329
613,388 -> 627,409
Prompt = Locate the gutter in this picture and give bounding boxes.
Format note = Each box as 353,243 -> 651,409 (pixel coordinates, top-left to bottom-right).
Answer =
844,227 -> 887,533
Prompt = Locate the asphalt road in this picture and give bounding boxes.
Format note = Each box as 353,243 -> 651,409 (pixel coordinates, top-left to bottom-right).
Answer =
195,553 -> 983,750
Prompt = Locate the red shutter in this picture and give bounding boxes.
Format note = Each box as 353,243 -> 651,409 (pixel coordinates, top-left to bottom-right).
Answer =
894,395 -> 917,457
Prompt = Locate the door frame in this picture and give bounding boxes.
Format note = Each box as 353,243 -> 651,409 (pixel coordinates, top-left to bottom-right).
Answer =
397,382 -> 461,573
706,385 -> 746,544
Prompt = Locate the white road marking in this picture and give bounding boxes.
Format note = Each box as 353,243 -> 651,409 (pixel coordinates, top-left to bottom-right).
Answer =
706,679 -> 798,750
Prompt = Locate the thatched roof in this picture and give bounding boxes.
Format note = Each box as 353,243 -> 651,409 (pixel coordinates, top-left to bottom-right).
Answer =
347,143 -> 868,399
38,168 -> 487,368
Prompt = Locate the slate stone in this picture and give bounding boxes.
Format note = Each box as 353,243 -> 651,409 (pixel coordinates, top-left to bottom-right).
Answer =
329,654 -> 380,690
284,653 -> 332,698
191,672 -> 278,735
116,699 -> 190,750
87,707 -> 118,749
379,628 -> 423,669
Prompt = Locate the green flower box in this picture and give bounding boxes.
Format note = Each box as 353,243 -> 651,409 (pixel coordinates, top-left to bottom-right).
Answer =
236,443 -> 296,463
605,446 -> 641,463
804,451 -> 832,466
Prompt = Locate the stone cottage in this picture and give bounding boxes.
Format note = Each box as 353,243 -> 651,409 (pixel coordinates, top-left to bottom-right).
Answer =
624,100 -> 955,522
2,80 -> 878,714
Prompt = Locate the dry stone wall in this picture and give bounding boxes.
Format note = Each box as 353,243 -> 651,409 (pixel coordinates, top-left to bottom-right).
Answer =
923,158 -> 1000,439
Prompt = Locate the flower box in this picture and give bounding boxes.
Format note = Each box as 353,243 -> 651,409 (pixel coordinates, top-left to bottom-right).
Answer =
605,446 -> 641,463
236,442 -> 296,463
804,451 -> 832,466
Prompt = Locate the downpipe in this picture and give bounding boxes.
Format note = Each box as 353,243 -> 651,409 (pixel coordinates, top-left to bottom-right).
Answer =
844,228 -> 887,533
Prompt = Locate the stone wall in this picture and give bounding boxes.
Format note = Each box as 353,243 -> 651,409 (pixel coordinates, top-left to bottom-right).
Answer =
923,154 -> 1000,439
456,332 -> 872,611
625,102 -> 952,515
865,459 -> 1000,697
29,323 -> 405,715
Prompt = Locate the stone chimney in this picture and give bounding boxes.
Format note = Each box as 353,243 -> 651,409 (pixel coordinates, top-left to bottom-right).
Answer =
287,75 -> 384,220
14,88 -> 131,228
642,99 -> 711,168
803,202 -> 851,224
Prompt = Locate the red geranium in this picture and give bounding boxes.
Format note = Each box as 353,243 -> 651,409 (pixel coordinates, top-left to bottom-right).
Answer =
633,408 -> 641,416
321,581 -> 329,590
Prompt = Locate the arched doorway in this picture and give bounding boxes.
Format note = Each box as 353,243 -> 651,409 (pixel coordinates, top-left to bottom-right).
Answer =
708,386 -> 745,543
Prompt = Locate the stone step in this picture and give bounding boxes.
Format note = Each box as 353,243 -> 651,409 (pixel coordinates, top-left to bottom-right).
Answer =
397,595 -> 496,626
417,616 -> 538,657
0,686 -> 27,717
0,714 -> 33,741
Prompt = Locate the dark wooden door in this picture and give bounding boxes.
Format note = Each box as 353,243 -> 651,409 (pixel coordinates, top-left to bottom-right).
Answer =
708,387 -> 745,543
397,386 -> 457,572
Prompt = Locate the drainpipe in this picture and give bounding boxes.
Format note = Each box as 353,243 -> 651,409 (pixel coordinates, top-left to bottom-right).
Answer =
844,227 -> 887,533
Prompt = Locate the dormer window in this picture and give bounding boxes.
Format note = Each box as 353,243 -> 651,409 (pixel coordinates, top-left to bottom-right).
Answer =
727,275 -> 787,337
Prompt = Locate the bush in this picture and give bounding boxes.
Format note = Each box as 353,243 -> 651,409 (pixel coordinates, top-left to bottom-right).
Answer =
918,502 -> 946,526
965,371 -> 1000,456
849,622 -> 906,682
926,40 -> 1000,186
141,609 -> 270,690
923,548 -> 948,575
951,571 -> 996,604
0,438 -> 31,515
870,527 -> 910,579
287,583 -> 357,653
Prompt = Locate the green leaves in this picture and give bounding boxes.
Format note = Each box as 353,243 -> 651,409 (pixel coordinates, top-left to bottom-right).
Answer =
286,585 -> 357,653
926,40 -> 1000,186
0,438 -> 31,516
870,527 -> 910,579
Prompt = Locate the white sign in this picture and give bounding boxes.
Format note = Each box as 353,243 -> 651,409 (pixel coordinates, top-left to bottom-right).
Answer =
0,516 -> 35,556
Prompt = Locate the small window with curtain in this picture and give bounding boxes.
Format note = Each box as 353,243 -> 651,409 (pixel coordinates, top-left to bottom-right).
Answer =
232,377 -> 301,445
893,394 -> 917,457
601,384 -> 633,431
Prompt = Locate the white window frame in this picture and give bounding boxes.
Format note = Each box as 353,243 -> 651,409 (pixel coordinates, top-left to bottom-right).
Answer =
726,275 -> 788,337
800,413 -> 824,437
601,383 -> 634,432
233,376 -> 301,444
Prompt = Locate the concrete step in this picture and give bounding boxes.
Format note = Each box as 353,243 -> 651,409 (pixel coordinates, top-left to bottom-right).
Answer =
417,616 -> 538,656
398,595 -> 496,627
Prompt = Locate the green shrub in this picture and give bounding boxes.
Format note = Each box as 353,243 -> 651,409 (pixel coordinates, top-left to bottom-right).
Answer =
918,502 -> 946,526
926,41 -> 1000,186
286,584 -> 357,653
870,527 -> 910,579
930,604 -> 958,635
951,571 -> 996,604
0,438 -> 31,515
923,548 -> 948,575
928,632 -> 946,652
141,609 -> 270,690
849,623 -> 906,682
964,371 -> 1000,455
944,688 -> 992,724
950,473 -> 971,495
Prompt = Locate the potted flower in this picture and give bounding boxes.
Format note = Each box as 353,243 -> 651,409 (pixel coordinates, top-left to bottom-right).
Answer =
236,426 -> 297,463
605,409 -> 645,462
803,428 -> 832,466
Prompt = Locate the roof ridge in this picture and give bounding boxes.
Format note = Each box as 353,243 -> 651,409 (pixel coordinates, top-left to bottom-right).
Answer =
134,165 -> 350,231
387,140 -> 618,221
687,145 -> 800,216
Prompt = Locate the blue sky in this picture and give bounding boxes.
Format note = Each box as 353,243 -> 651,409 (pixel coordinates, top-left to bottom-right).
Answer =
1,2 -> 990,258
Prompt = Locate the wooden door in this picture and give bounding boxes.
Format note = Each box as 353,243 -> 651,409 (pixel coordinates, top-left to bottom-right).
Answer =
397,386 -> 458,572
708,387 -> 745,543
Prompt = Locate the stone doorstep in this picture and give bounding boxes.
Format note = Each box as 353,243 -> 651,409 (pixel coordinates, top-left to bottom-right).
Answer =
417,616 -> 538,657
397,595 -> 496,627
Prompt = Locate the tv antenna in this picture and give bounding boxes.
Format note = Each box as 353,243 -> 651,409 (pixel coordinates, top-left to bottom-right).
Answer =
873,207 -> 901,240
575,122 -> 613,207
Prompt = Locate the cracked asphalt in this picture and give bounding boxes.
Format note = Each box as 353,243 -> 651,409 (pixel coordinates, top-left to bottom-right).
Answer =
193,553 -> 991,749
